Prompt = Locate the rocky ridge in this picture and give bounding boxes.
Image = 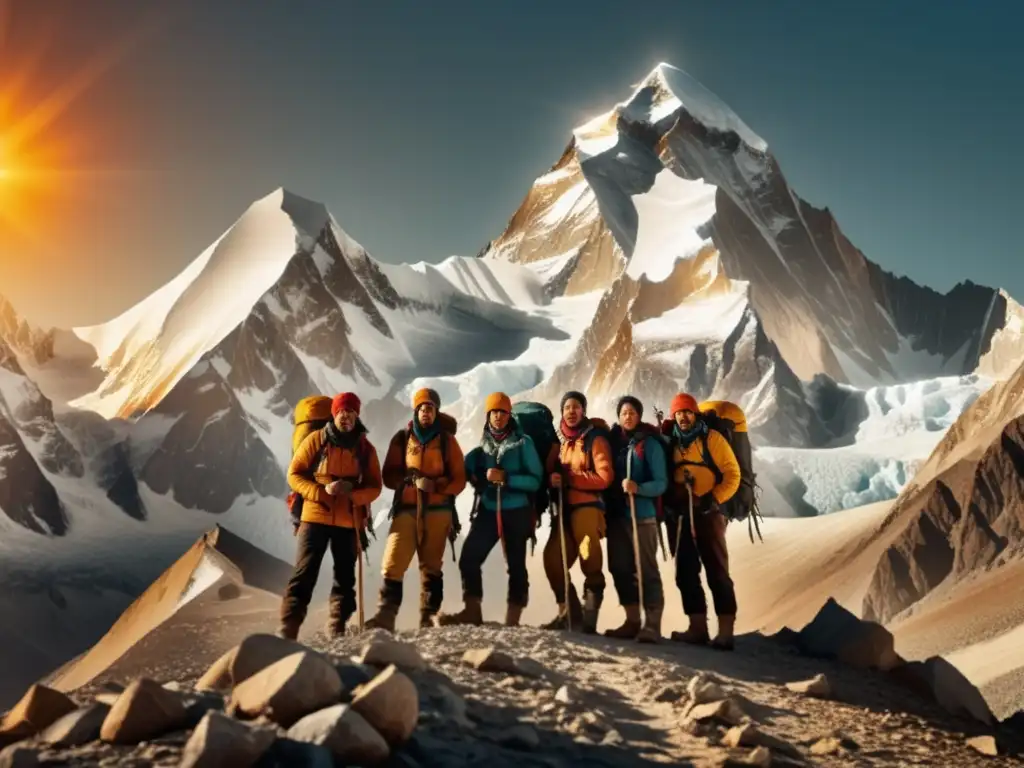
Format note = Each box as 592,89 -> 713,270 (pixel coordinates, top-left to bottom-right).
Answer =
5,601 -> 1023,767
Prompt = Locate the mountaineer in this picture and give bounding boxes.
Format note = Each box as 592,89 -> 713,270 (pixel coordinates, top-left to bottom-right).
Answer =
604,395 -> 668,642
366,388 -> 466,631
663,392 -> 741,650
541,390 -> 613,634
279,392 -> 381,639
437,392 -> 544,627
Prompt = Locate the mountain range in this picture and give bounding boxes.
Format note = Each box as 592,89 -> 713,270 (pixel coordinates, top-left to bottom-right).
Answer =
2,62 -> 1023,713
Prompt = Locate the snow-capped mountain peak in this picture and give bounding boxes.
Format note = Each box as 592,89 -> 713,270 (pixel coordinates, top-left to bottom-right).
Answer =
66,189 -> 348,419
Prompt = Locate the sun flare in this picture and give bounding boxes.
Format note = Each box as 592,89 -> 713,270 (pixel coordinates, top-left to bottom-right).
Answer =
0,2 -> 173,246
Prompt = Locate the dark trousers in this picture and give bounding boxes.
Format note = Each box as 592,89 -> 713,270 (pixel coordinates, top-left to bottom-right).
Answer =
607,516 -> 664,609
280,522 -> 358,627
668,497 -> 737,616
459,506 -> 532,607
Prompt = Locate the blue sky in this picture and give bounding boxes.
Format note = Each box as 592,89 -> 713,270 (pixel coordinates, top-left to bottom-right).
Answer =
3,0 -> 1022,325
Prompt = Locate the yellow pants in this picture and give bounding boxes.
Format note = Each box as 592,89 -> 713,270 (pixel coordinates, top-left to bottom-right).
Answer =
543,505 -> 606,604
381,509 -> 451,614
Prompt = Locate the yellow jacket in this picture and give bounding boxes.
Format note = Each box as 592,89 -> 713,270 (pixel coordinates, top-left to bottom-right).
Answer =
288,428 -> 382,528
382,426 -> 466,510
670,429 -> 741,504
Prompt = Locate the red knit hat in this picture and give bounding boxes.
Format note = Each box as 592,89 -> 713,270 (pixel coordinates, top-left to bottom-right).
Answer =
331,392 -> 361,416
670,392 -> 699,417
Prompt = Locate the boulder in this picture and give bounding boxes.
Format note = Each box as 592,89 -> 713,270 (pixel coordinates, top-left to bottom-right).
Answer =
335,663 -> 375,699
688,674 -> 726,705
925,657 -> 994,725
100,678 -> 189,744
358,640 -> 426,671
462,648 -> 518,674
685,698 -> 747,727
197,634 -> 307,692
229,651 -> 342,728
554,685 -> 579,705
180,711 -> 275,768
785,673 -> 833,699
796,598 -> 901,670
287,704 -> 389,764
0,684 -> 78,745
350,665 -> 419,746
39,703 -> 110,747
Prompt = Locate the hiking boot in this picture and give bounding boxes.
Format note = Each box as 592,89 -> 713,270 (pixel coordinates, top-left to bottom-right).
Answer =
711,614 -> 735,651
505,603 -> 523,627
365,605 -> 397,633
419,609 -> 438,629
604,605 -> 641,639
542,589 -> 583,630
671,614 -> 710,645
636,606 -> 662,644
581,590 -> 603,635
437,598 -> 483,627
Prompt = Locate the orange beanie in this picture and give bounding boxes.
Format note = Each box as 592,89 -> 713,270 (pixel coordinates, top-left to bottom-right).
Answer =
484,392 -> 512,414
670,392 -> 699,416
412,387 -> 441,411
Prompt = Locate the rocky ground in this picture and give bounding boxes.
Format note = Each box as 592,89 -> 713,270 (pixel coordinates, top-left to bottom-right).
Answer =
3,618 -> 1023,767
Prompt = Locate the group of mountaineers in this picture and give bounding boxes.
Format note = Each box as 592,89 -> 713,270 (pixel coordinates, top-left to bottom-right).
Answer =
278,385 -> 760,651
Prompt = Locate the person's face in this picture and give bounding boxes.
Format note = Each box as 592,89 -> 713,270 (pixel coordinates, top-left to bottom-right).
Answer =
562,398 -> 584,427
417,403 -> 437,427
489,409 -> 510,431
675,409 -> 696,430
619,403 -> 640,431
334,409 -> 357,432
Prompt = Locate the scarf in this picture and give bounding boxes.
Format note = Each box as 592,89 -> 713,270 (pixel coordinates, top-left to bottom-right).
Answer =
559,417 -> 587,442
324,420 -> 363,449
487,423 -> 512,443
672,419 -> 708,448
412,418 -> 440,446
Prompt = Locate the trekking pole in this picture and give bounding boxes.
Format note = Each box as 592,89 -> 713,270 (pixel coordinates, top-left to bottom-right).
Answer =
355,508 -> 365,631
557,483 -> 572,632
687,481 -> 697,545
626,453 -> 645,614
496,482 -> 508,563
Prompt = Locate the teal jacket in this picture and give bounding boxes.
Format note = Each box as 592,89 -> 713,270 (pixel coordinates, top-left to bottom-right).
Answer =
608,425 -> 669,521
465,421 -> 544,513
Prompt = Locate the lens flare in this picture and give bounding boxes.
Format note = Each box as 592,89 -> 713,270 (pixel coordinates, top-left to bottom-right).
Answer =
0,2 -> 176,247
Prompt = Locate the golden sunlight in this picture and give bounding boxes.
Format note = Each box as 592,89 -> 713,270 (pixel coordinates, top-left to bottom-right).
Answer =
0,2 -> 174,245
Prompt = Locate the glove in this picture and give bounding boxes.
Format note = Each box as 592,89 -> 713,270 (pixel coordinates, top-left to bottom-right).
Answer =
486,468 -> 507,485
325,479 -> 353,496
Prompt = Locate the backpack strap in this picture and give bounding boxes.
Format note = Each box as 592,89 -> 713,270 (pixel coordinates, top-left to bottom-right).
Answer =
699,433 -> 724,486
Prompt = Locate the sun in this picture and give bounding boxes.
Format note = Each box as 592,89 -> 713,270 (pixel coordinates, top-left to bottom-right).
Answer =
0,3 -> 175,247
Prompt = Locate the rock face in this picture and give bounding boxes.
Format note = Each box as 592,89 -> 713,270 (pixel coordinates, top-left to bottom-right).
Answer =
863,359 -> 1024,624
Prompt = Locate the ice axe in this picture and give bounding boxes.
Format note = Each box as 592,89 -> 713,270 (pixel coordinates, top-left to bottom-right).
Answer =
495,479 -> 508,563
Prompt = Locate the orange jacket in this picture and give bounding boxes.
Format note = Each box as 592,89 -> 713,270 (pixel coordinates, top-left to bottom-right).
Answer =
546,418 -> 614,511
382,427 -> 466,510
670,429 -> 740,504
288,428 -> 382,528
